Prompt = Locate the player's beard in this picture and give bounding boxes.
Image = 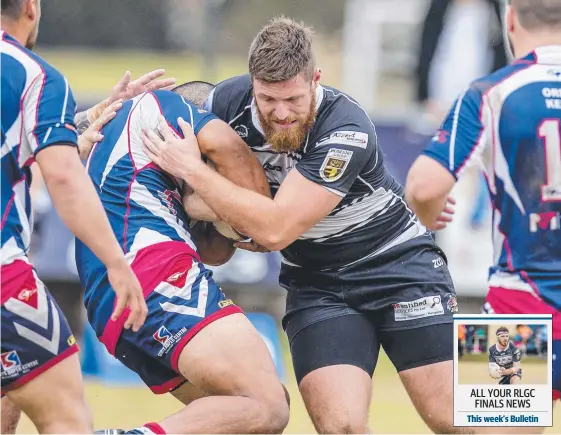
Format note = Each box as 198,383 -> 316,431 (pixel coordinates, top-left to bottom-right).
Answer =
26,23 -> 39,50
257,92 -> 316,153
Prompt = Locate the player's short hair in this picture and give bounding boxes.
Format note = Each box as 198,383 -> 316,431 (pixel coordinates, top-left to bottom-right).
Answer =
496,326 -> 510,336
1,0 -> 25,20
248,15 -> 315,83
172,81 -> 215,108
511,0 -> 561,30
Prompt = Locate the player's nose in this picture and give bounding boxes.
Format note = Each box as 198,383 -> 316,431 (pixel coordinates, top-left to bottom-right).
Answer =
274,103 -> 290,120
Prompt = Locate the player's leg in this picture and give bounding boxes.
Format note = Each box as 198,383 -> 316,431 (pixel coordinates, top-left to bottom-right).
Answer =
157,312 -> 289,434
0,396 -> 21,434
289,314 -> 377,434
96,252 -> 289,434
6,353 -> 92,434
1,261 -> 92,433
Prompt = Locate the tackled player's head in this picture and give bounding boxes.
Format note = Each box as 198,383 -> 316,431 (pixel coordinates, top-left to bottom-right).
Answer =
506,0 -> 561,58
248,16 -> 320,153
172,81 -> 215,109
1,0 -> 41,49
496,326 -> 510,346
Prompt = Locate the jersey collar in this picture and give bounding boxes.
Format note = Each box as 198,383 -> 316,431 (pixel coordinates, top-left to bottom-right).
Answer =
521,45 -> 561,65
250,84 -> 324,137
0,31 -> 19,45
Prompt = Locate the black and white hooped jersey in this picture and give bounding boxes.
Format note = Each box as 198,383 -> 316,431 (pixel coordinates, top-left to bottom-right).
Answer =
204,74 -> 426,271
488,342 -> 521,369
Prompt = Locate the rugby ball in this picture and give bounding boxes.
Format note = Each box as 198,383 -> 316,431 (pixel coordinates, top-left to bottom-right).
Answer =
488,363 -> 502,379
205,159 -> 247,242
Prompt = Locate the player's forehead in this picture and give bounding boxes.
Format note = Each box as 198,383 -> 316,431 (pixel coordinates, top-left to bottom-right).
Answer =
253,73 -> 311,99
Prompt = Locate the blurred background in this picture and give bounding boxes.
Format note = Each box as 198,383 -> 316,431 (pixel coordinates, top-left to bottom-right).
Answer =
19,0 -> 560,433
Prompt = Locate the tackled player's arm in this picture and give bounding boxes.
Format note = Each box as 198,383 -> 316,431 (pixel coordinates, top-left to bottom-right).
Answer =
405,84 -> 489,227
196,119 -> 271,198
180,131 -> 372,251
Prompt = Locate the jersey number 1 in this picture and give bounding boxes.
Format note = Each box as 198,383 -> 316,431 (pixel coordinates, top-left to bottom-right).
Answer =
538,119 -> 561,202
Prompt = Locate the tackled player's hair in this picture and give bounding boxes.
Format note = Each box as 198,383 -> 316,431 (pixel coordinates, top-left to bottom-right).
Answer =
172,81 -> 215,108
1,0 -> 25,20
511,0 -> 561,30
248,15 -> 315,83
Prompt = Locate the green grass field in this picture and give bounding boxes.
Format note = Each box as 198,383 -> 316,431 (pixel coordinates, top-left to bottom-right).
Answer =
15,347 -> 561,434
459,355 -> 549,385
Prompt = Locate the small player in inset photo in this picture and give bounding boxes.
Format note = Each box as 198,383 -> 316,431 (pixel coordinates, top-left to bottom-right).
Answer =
488,326 -> 522,385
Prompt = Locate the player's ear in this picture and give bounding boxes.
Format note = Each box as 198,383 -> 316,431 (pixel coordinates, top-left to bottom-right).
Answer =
24,0 -> 39,21
505,4 -> 515,33
313,69 -> 321,86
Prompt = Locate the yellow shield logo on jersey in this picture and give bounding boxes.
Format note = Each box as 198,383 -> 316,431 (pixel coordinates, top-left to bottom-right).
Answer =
319,148 -> 353,182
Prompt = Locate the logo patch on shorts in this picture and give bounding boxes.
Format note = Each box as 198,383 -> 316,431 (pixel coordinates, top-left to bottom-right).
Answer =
392,296 -> 444,321
320,148 -> 353,182
1,351 -> 21,370
218,299 -> 234,308
67,335 -> 77,346
153,326 -> 172,346
446,294 -> 458,313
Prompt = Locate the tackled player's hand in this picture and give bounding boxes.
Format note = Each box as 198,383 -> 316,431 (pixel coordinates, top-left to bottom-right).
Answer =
141,115 -> 202,180
77,100 -> 122,160
88,69 -> 176,123
107,261 -> 148,332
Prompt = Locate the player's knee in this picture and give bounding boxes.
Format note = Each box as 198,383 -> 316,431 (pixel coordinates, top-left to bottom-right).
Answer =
316,417 -> 368,434
255,387 -> 290,433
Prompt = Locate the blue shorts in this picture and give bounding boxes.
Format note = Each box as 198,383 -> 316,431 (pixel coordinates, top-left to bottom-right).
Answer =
93,242 -> 242,394
1,260 -> 78,395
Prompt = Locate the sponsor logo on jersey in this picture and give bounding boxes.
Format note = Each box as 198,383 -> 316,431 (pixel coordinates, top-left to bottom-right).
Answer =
432,129 -> 449,144
316,131 -> 368,149
234,125 -> 249,138
392,295 -> 444,321
320,148 -> 353,182
529,212 -> 560,232
153,326 -> 188,357
0,351 -> 38,379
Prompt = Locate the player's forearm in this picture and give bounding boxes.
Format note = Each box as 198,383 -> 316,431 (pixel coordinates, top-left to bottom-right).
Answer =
406,193 -> 447,227
183,189 -> 219,222
182,161 -> 284,250
38,150 -> 127,269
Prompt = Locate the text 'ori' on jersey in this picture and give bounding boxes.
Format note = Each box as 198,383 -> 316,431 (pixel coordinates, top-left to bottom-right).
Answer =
1,31 -> 78,266
204,74 -> 426,271
422,46 -> 561,310
75,90 -> 216,332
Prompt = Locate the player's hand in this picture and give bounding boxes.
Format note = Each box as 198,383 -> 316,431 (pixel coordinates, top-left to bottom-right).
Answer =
77,100 -> 123,160
429,196 -> 456,231
499,367 -> 508,375
88,70 -> 176,123
233,240 -> 270,253
106,262 -> 148,332
141,115 -> 202,179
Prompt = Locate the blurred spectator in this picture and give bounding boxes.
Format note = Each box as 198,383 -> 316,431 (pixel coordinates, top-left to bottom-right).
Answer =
514,324 -> 534,356
458,324 -> 466,357
414,0 -> 506,128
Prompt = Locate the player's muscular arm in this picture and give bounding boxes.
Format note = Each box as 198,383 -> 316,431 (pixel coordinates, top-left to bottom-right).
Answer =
405,156 -> 455,226
197,119 -> 271,199
182,184 -> 218,222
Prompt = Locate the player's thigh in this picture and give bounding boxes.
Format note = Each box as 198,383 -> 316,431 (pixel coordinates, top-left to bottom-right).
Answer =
289,314 -> 378,434
6,353 -> 91,434
170,381 -> 207,406
380,324 -> 454,433
1,396 -> 21,434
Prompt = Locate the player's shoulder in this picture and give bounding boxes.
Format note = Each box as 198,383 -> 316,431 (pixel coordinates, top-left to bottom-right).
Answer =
310,85 -> 376,150
488,344 -> 497,353
1,32 -> 67,89
208,74 -> 253,119
467,59 -> 536,98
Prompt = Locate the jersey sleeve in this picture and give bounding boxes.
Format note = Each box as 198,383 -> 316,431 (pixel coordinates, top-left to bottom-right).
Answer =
296,128 -> 374,197
202,75 -> 253,123
488,349 -> 497,363
23,66 -> 78,155
422,84 -> 489,179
